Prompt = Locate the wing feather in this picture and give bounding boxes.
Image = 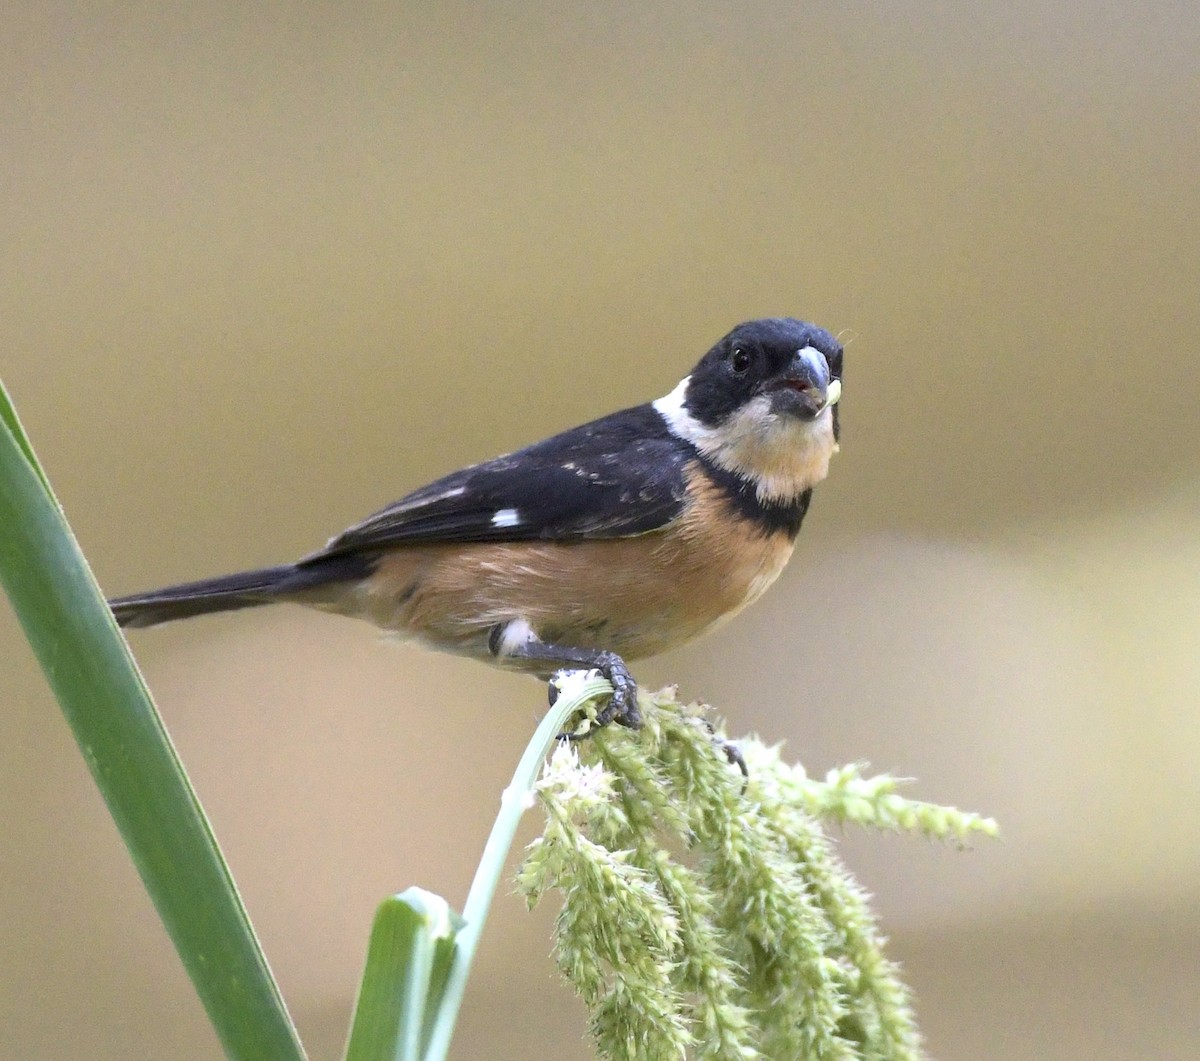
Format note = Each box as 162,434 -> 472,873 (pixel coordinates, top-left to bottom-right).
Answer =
304,404 -> 689,562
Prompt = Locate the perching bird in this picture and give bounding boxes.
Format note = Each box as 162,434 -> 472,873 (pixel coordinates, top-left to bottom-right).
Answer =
110,317 -> 843,730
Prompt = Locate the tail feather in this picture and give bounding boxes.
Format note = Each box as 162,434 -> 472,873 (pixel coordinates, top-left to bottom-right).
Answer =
108,554 -> 374,629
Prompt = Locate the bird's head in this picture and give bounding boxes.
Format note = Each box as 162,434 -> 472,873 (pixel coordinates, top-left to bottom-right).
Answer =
653,318 -> 844,502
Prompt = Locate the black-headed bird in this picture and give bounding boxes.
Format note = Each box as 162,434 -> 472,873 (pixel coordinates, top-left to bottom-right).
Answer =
110,317 -> 843,729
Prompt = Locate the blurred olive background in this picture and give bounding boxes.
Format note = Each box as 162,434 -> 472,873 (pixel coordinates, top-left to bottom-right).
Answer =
3,2 -> 1198,1058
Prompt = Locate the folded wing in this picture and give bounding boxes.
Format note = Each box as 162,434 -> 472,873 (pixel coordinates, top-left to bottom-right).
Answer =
305,404 -> 689,562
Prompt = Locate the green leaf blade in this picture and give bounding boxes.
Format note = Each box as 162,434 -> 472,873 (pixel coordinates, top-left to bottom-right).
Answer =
345,889 -> 462,1061
0,379 -> 305,1060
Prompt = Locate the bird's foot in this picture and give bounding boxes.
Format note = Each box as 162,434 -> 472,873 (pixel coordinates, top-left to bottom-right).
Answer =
717,737 -> 748,778
549,652 -> 640,740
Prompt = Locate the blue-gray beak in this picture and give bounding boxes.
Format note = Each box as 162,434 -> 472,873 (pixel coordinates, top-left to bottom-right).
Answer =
770,346 -> 836,421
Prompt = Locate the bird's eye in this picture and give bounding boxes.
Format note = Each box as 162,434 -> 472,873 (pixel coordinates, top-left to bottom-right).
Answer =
730,347 -> 751,374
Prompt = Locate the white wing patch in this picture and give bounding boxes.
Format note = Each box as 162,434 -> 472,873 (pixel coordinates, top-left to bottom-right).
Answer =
491,507 -> 521,528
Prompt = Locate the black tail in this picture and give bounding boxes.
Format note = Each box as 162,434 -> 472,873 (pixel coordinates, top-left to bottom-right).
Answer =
108,555 -> 374,629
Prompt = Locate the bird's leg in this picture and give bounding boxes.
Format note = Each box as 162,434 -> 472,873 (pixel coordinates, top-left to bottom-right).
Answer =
489,622 -> 641,731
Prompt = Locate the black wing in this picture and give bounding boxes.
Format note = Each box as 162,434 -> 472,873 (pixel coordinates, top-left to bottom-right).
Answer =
304,404 -> 690,562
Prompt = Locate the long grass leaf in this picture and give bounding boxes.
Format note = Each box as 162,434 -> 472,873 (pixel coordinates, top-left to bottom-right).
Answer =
0,379 -> 305,1060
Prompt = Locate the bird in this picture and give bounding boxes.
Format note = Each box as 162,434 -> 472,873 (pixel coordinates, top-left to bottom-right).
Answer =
109,317 -> 843,731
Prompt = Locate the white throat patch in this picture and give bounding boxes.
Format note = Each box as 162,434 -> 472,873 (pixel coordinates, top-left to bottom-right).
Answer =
652,375 -> 838,502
